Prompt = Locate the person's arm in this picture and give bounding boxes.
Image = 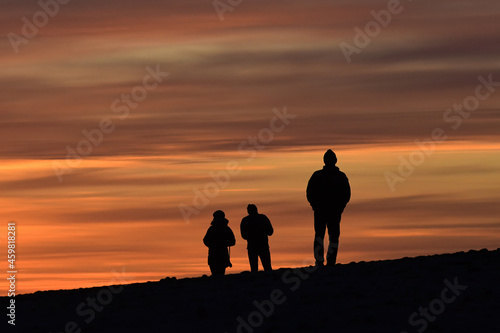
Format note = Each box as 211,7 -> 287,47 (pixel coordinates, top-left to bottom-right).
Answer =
264,215 -> 274,236
240,218 -> 248,240
306,172 -> 319,208
203,228 -> 212,248
227,227 -> 236,247
343,175 -> 351,206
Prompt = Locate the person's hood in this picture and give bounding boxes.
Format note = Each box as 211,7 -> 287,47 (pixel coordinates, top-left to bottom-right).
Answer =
211,217 -> 229,227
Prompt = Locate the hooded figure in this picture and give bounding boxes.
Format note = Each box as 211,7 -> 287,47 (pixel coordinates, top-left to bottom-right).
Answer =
203,210 -> 236,275
307,149 -> 351,266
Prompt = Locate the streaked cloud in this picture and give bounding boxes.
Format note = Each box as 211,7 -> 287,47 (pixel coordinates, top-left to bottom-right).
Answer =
1,0 -> 499,294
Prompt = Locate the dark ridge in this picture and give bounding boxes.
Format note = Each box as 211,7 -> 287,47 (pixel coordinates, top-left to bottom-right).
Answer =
5,248 -> 500,333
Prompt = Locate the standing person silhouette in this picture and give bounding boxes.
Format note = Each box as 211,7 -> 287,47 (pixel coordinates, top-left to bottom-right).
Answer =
306,149 -> 351,267
240,204 -> 274,272
203,210 -> 236,276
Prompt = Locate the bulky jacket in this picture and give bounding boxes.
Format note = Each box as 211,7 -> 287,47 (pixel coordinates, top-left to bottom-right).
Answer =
306,165 -> 351,213
203,218 -> 236,267
240,213 -> 274,250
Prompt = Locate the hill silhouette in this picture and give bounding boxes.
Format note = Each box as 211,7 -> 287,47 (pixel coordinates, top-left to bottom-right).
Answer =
5,249 -> 500,333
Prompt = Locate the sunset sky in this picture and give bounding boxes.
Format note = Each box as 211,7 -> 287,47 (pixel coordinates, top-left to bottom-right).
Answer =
1,0 -> 499,295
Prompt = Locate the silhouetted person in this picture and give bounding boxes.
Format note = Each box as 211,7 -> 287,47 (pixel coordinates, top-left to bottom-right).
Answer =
307,149 -> 350,267
240,204 -> 274,272
203,210 -> 236,276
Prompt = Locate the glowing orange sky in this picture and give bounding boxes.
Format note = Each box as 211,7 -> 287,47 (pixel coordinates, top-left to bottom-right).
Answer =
1,0 -> 499,295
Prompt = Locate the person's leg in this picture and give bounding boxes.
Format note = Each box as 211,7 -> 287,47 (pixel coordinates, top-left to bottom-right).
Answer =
210,265 -> 225,276
314,210 -> 327,265
259,246 -> 272,271
326,213 -> 341,266
248,247 -> 259,272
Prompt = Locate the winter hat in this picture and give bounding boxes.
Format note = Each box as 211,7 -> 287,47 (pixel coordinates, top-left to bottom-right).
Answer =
324,149 -> 337,165
213,210 -> 225,219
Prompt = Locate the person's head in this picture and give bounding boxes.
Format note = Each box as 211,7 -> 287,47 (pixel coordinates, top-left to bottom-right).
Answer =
247,204 -> 258,215
323,149 -> 337,166
213,210 -> 225,219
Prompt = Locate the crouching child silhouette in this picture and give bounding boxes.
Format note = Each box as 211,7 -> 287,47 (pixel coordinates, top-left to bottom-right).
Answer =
203,210 -> 236,276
